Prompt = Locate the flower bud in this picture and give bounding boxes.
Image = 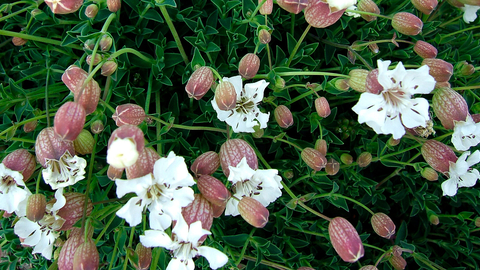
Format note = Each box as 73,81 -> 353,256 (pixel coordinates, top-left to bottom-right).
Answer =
45,0 -> 83,14
86,54 -> 102,66
334,79 -> 350,91
62,65 -> 87,93
456,61 -> 475,76
238,53 -> 260,79
277,0 -> 308,14
341,153 -> 353,165
126,147 -> 160,179
99,35 -> 113,51
90,120 -> 104,134
197,175 -> 231,206
357,0 -> 380,21
113,103 -> 146,127
421,167 -> 438,181
133,243 -> 152,270
315,97 -> 331,118
2,149 -> 36,180
54,102 -> 86,141
215,80 -> 237,111
304,1 -> 344,28
432,87 -> 469,129
85,4 -> 99,18
107,0 -> 122,12
73,130 -> 95,155
107,165 -> 124,180
369,43 -> 380,54
329,217 -> 364,263
388,137 -> 401,147
219,139 -> 258,177
413,40 -> 438,59
325,158 -> 340,175
357,152 -> 372,168
84,39 -> 95,50
360,266 -> 378,270
348,69 -> 369,92
392,12 -> 423,36
101,61 -> 117,76
259,0 -> 273,15
58,227 -> 88,270
275,76 -> 286,89
212,202 -> 226,218
191,151 -> 220,176
238,197 -> 269,228
182,194 -> 213,242
365,69 -> 383,94
73,238 -> 99,270
259,29 -> 271,44
185,66 -> 214,100
315,139 -> 327,156
429,213 -> 439,225
252,125 -> 264,138
389,254 -> 407,270
371,212 -> 396,239
411,0 -> 438,14
422,58 -> 453,82
12,37 -> 27,46
57,193 -> 93,231
23,120 -> 38,133
301,147 -> 327,171
31,9 -> 49,21
274,105 -> 294,128
475,217 -> 480,227
35,127 -> 75,167
74,79 -> 101,115
472,114 -> 480,123
421,140 -> 457,174
26,194 -> 47,222
107,125 -> 145,169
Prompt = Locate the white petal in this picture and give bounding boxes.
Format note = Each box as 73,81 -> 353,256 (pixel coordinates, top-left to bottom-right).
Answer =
22,228 -> 42,247
172,216 -> 190,242
401,98 -> 430,128
255,111 -> 270,129
167,258 -> 191,270
0,186 -> 29,214
402,65 -> 436,95
211,99 -> 232,121
153,152 -> 195,187
14,217 -> 39,239
32,231 -> 55,260
197,246 -> 229,269
188,221 -> 211,245
148,209 -> 172,230
49,188 -> 66,215
107,138 -> 140,169
466,150 -> 480,166
382,114 -> 405,139
461,5 -> 480,23
441,178 -> 459,196
224,197 -> 240,216
228,157 -> 256,184
224,75 -> 243,97
140,230 -> 173,248
227,112 -> 256,133
458,171 -> 479,188
244,80 -> 269,103
0,164 -> 25,186
116,197 -> 145,227
115,174 -> 152,198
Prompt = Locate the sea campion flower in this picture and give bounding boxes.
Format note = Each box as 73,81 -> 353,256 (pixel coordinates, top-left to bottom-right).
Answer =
140,216 -> 228,270
352,60 -> 436,139
42,151 -> 87,190
452,115 -> 480,151
225,157 -> 282,216
442,150 -> 480,196
211,76 -> 270,133
115,152 -> 195,230
0,164 -> 31,214
460,5 -> 480,23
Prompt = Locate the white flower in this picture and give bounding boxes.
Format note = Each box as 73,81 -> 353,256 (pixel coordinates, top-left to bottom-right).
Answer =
345,5 -> 361,18
115,152 -> 195,229
460,5 -> 480,23
225,157 -> 282,216
140,217 -> 228,270
352,60 -> 436,139
42,150 -> 86,190
211,76 -> 270,133
0,164 -> 31,214
107,138 -> 140,169
326,0 -> 357,11
452,115 -> 480,151
442,150 -> 480,196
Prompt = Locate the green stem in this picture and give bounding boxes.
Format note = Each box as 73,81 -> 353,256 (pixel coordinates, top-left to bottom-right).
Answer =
312,193 -> 375,215
234,228 -> 255,266
298,201 -> 332,221
0,136 -> 35,143
110,48 -> 156,65
441,25 -> 480,40
287,24 -> 311,67
266,42 -> 272,70
156,91 -> 162,155
345,9 -> 391,20
99,99 -> 116,113
108,229 -> 122,270
0,6 -> 31,23
101,13 -> 117,33
159,6 -> 189,64
376,152 -> 422,189
149,116 -> 227,133
82,133 -> 98,229
276,71 -> 349,78
0,114 -> 50,137
0,30 -> 83,50
209,67 -> 223,81
263,135 -> 303,151
95,211 -> 118,245
45,60 -> 51,127
145,71 -> 154,114
35,170 -> 42,194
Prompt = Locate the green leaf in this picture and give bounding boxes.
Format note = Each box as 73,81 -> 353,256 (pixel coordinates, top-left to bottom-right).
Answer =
155,0 -> 177,7
328,194 -> 349,212
144,9 -> 164,23
222,234 -> 249,247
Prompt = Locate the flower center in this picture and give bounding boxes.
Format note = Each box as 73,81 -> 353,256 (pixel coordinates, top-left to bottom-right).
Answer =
44,151 -> 83,185
172,240 -> 196,264
0,175 -> 15,193
235,96 -> 255,114
382,87 -> 407,109
233,179 -> 262,197
146,183 -> 167,200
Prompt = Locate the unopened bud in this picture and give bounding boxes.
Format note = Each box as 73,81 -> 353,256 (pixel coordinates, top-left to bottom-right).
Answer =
274,105 -> 294,128
315,97 -> 331,118
365,69 -> 383,94
182,194 -> 213,242
113,103 -> 146,127
58,227 -> 88,270
90,120 -> 104,134
369,43 -> 380,54
259,29 -> 271,44
274,76 -> 286,89
215,80 -> 237,111
422,58 -> 453,82
101,61 -> 117,76
45,0 -> 83,14
212,202 -> 226,218
348,69 -> 369,92
412,0 -> 438,14
432,87 -> 469,129
421,140 -> 457,174
107,125 -> 145,169
84,39 -> 95,50
197,175 -> 231,206
357,152 -> 372,168
284,170 -> 294,179
340,153 -> 353,165
107,165 -> 124,180
414,40 -> 438,58
429,213 -> 439,225
26,194 -> 47,222
388,137 -> 401,146
126,147 -> 160,179
73,238 -> 99,270
334,79 -> 350,91
392,12 -> 423,36
12,37 -> 27,46
315,139 -> 327,156
421,167 -> 438,181
238,53 -> 260,79
360,266 -> 378,270
329,217 -> 364,263
57,192 -> 93,231
99,35 -> 113,51
252,125 -> 264,138
371,212 -> 396,239
456,61 -> 475,76
304,1 -> 344,28
325,158 -> 340,175
191,151 -> 220,176
219,139 -> 258,177
23,120 -> 38,133
389,254 -> 407,270
238,197 -> 269,228
475,217 -> 480,227
107,0 -> 122,12
85,4 -> 99,18
185,66 -> 213,100
86,55 -> 102,66
35,127 -> 75,167
277,0 -> 308,14
259,0 -> 273,15
133,243 -> 152,270
357,0 -> 380,21
2,149 -> 36,180
54,102 -> 86,141
73,129 -> 95,155
301,147 -> 327,171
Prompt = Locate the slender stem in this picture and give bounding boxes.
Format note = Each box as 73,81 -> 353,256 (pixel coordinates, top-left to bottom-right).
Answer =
266,43 -> 272,70
290,14 -> 295,36
0,30 -> 83,50
159,6 -> 189,64
145,71 -> 154,114
376,152 -> 422,189
101,13 -> 117,33
441,25 -> 480,40
99,99 -> 116,113
82,133 -> 98,229
102,76 -> 112,101
149,116 -> 227,133
45,61 -> 51,127
234,229 -> 255,266
108,229 -> 122,270
209,67 -> 223,81
287,25 -> 311,67
95,211 -> 118,245
0,6 -> 31,23
263,135 -> 303,151
276,71 -> 349,78
156,91 -> 162,155
313,193 -> 375,215
0,114 -> 50,137
110,48 -> 155,65
345,9 -> 391,20
298,201 -> 332,221
0,136 -> 35,143
35,170 -> 42,194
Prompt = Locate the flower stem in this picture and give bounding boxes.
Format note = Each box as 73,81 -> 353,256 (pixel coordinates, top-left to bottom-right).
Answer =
234,228 -> 255,266
263,135 -> 303,151
95,211 -> 118,245
156,91 -> 162,155
149,116 -> 227,133
240,255 -> 293,270
298,201 -> 332,222
82,133 -> 98,229
313,193 -> 375,216
287,24 -> 311,67
276,71 -> 349,78
345,9 -> 391,20
159,6 -> 189,65
45,60 -> 51,127
145,71 -> 154,114
0,30 -> 83,50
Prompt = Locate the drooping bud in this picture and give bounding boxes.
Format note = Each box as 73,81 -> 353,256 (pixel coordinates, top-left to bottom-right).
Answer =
259,0 -> 273,15
197,175 -> 231,207
389,254 -> 407,270
54,102 -> 86,141
107,165 -> 124,180
44,0 -> 83,14
334,79 -> 350,91
328,217 -> 365,263
357,0 -> 380,21
107,125 -> 145,169
277,0 -> 308,14
413,40 -> 438,59
304,1 -> 344,28
422,58 -> 453,82
348,69 -> 369,92
274,105 -> 294,128
23,120 -> 38,133
84,39 -> 95,50
90,120 -> 104,134
73,238 -> 99,270
2,149 -> 36,180
133,243 -> 152,270
74,78 -> 101,115
360,266 -> 378,270
315,139 -> 327,156
212,202 -> 226,218
371,212 -> 396,239
35,127 -> 75,167
421,167 -> 438,181
259,29 -> 271,44
126,147 -> 160,179
429,213 -> 439,225
107,0 -> 122,12
85,4 -> 99,18
325,158 -> 340,175
57,193 -> 93,231
340,153 -> 353,165
387,137 -> 401,147
475,217 -> 480,227
392,12 -> 423,36
357,152 -> 372,168
369,43 -> 380,54
215,80 -> 237,111
238,53 -> 260,79
301,147 -> 327,171
455,61 -> 475,76
185,66 -> 214,100
365,69 -> 383,94
86,55 -> 102,66
58,227 -> 89,270
421,140 -> 457,174
219,139 -> 258,177
182,194 -> 213,242
62,65 -> 87,93
315,97 -> 331,118
101,61 -> 118,76
411,0 -> 438,14
112,103 -> 146,127
432,87 -> 469,129
73,130 -> 95,155
238,197 -> 269,228
99,35 -> 113,51
190,151 -> 220,176
12,37 -> 27,46
26,194 -> 47,222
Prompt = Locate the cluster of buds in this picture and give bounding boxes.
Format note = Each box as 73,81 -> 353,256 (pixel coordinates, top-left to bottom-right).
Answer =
62,65 -> 101,115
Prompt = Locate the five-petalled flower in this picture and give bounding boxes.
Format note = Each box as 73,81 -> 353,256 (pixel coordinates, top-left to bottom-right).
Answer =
452,115 -> 480,151
442,150 -> 480,197
0,164 -> 31,214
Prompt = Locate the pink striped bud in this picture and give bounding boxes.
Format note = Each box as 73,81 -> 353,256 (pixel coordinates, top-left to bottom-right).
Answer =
101,61 -> 117,76
191,151 -> 220,176
12,37 -> 27,46
389,254 -> 407,270
182,194 -> 213,243
238,197 -> 269,228
432,87 -> 469,129
58,227 -> 93,270
86,54 -> 102,66
107,125 -> 145,169
90,120 -> 104,134
329,217 -> 365,263
2,149 -> 36,180
326,158 -> 340,176
73,130 -> 95,155
219,139 -> 258,177
113,104 -> 146,127
301,147 -> 327,171
315,97 -> 331,118
357,152 -> 372,168
348,69 -> 369,92
44,0 -> 83,14
215,80 -> 237,111
197,175 -> 231,206
73,238 -> 99,270
185,66 -> 213,100
259,29 -> 271,44
392,12 -> 423,36
107,0 -> 122,12
357,0 -> 380,21
85,4 -> 99,18
107,165 -> 124,180
277,0 -> 308,14
100,35 -> 113,51
421,140 -> 457,174
126,147 -> 160,179
57,193 -> 93,231
75,80 -> 101,115
23,120 -> 38,133
371,212 -> 396,239
62,65 -> 87,93
360,266 -> 378,270
414,41 -> 438,59
35,127 -> 75,167
274,105 -> 294,128
26,194 -> 47,222
304,1 -> 344,28
212,202 -> 227,218
422,58 -> 453,82
238,53 -> 260,79
54,102 -> 86,141
259,0 -> 273,15
411,0 -> 438,15
421,167 -> 438,181
133,243 -> 152,270
315,139 -> 327,156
